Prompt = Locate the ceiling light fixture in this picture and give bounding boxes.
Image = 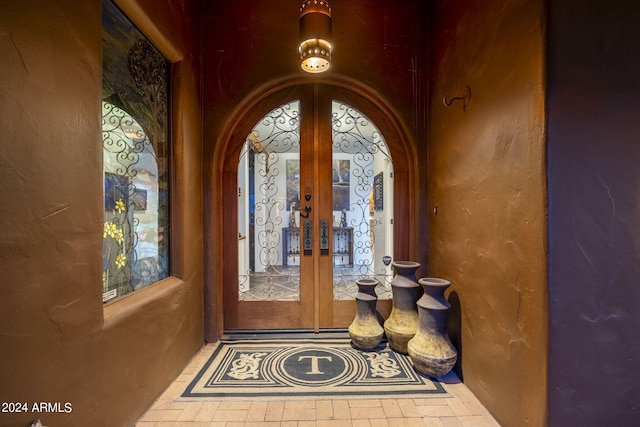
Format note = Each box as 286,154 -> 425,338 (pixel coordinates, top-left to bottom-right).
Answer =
299,0 -> 333,73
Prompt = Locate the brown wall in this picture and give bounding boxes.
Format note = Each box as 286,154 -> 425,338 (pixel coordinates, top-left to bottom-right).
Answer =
547,1 -> 640,425
202,0 -> 429,339
0,1 -> 203,426
427,1 -> 547,426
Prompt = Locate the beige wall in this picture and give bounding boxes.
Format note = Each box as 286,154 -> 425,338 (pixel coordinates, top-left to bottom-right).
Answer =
0,1 -> 204,426
428,1 -> 547,426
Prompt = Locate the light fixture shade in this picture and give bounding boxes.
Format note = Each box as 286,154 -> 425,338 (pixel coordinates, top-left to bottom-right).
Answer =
299,0 -> 332,73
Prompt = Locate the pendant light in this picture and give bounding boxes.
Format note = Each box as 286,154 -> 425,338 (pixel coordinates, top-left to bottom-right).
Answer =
299,0 -> 333,73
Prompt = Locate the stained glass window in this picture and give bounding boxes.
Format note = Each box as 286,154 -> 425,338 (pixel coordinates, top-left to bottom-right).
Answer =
101,0 -> 170,302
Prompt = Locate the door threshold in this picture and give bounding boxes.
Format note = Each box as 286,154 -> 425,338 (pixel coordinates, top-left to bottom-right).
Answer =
222,328 -> 349,341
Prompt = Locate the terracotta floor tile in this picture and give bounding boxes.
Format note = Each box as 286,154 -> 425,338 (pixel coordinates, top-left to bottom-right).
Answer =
349,399 -> 382,407
176,401 -> 204,421
265,400 -> 285,422
151,400 -> 187,410
193,402 -> 219,422
181,423 -> 217,427
349,406 -> 386,419
218,401 -> 253,410
213,408 -> 249,422
138,409 -> 181,422
282,405 -> 317,421
439,416 -> 464,427
316,420 -> 353,427
331,400 -> 351,420
284,399 -> 316,409
369,419 -> 390,427
417,404 -> 456,417
413,397 -> 450,406
445,397 -> 473,417
380,399 -> 403,418
456,396 -> 491,416
397,399 -> 421,418
458,415 -> 501,427
422,418 -> 447,427
247,401 -> 269,422
386,417 -> 428,427
316,400 -> 334,420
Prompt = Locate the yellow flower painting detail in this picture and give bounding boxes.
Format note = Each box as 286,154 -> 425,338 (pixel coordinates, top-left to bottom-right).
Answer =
115,199 -> 126,213
115,253 -> 127,269
104,221 -> 124,244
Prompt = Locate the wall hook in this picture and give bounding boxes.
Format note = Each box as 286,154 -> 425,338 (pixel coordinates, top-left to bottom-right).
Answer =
442,86 -> 471,111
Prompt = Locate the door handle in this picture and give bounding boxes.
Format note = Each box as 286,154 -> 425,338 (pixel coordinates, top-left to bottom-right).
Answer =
300,205 -> 312,218
320,219 -> 329,255
300,193 -> 311,218
303,220 -> 312,256
300,193 -> 312,218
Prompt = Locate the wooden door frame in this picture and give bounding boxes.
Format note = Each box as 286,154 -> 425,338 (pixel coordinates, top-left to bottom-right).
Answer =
209,77 -> 417,335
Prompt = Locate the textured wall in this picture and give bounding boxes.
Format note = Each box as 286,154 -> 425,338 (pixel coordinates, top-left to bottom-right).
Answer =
0,1 -> 203,426
547,1 -> 640,425
202,0 -> 426,129
428,0 -> 547,425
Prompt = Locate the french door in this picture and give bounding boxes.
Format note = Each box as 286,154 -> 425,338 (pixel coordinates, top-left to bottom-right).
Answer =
225,84 -> 400,331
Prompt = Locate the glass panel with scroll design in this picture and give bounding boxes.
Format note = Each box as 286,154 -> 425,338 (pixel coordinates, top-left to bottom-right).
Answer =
331,101 -> 393,301
237,101 -> 301,301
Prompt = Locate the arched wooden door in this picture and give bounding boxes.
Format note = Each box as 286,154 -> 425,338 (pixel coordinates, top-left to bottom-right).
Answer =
221,84 -> 413,331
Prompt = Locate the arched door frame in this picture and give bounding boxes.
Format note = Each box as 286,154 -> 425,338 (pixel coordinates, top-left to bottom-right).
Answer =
207,77 -> 418,338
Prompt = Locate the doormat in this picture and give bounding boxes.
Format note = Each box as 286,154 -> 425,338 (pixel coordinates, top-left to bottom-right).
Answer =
181,338 -> 447,400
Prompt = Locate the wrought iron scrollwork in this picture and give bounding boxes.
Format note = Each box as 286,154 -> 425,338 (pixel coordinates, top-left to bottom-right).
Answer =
332,101 -> 393,300
236,100 -> 393,302
238,101 -> 302,301
102,102 -> 168,299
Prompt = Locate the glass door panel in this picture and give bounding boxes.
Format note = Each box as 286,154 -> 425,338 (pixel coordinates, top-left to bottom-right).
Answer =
238,101 -> 301,302
331,101 -> 394,301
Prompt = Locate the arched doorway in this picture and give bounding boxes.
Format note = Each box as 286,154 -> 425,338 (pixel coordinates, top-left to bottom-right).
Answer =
218,83 -> 414,331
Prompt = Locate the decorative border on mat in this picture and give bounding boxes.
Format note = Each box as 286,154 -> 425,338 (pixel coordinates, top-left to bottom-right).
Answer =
181,339 -> 447,400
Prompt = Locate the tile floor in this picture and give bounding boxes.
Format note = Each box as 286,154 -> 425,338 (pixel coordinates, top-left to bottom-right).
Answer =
239,266 -> 393,302
134,343 -> 501,427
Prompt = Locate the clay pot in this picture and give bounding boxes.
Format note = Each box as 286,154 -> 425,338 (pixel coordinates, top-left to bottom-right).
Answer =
383,261 -> 423,353
407,277 -> 457,377
348,278 -> 384,349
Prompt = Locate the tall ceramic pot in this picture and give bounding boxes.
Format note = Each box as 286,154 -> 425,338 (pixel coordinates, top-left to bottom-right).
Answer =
383,261 -> 423,353
407,277 -> 457,377
348,278 -> 384,349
